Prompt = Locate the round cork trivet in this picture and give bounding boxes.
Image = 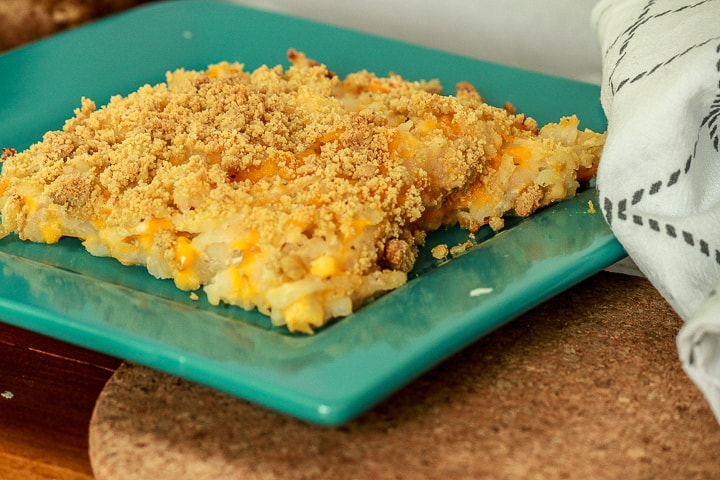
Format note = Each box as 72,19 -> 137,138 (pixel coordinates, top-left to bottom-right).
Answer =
89,272 -> 720,480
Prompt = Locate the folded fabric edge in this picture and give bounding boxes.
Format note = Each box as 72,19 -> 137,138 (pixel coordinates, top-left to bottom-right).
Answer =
678,286 -> 720,424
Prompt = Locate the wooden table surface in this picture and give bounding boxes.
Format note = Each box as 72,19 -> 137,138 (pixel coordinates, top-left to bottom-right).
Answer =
0,322 -> 120,479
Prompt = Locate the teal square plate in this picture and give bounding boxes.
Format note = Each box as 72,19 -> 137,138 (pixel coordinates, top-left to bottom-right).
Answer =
0,0 -> 625,425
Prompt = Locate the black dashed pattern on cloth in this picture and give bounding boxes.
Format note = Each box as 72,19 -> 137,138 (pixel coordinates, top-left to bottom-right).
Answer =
600,0 -> 720,265
604,0 -> 720,95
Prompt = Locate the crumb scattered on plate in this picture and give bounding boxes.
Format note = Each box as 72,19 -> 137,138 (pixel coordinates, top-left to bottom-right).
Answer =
431,244 -> 450,259
450,241 -> 474,257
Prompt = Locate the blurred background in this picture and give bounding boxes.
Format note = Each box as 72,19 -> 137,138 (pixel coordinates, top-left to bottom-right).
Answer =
0,0 -> 152,51
0,0 -> 604,84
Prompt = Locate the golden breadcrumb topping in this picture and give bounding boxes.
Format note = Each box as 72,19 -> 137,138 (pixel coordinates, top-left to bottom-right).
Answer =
0,49 -> 605,333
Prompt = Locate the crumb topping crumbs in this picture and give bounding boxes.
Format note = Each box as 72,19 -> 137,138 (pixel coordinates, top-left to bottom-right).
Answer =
431,244 -> 450,260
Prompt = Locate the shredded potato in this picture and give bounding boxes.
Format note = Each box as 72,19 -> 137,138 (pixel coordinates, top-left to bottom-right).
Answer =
0,50 -> 604,333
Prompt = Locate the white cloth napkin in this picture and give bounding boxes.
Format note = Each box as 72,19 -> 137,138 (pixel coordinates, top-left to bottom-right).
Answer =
231,0 -> 720,421
592,0 -> 720,421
